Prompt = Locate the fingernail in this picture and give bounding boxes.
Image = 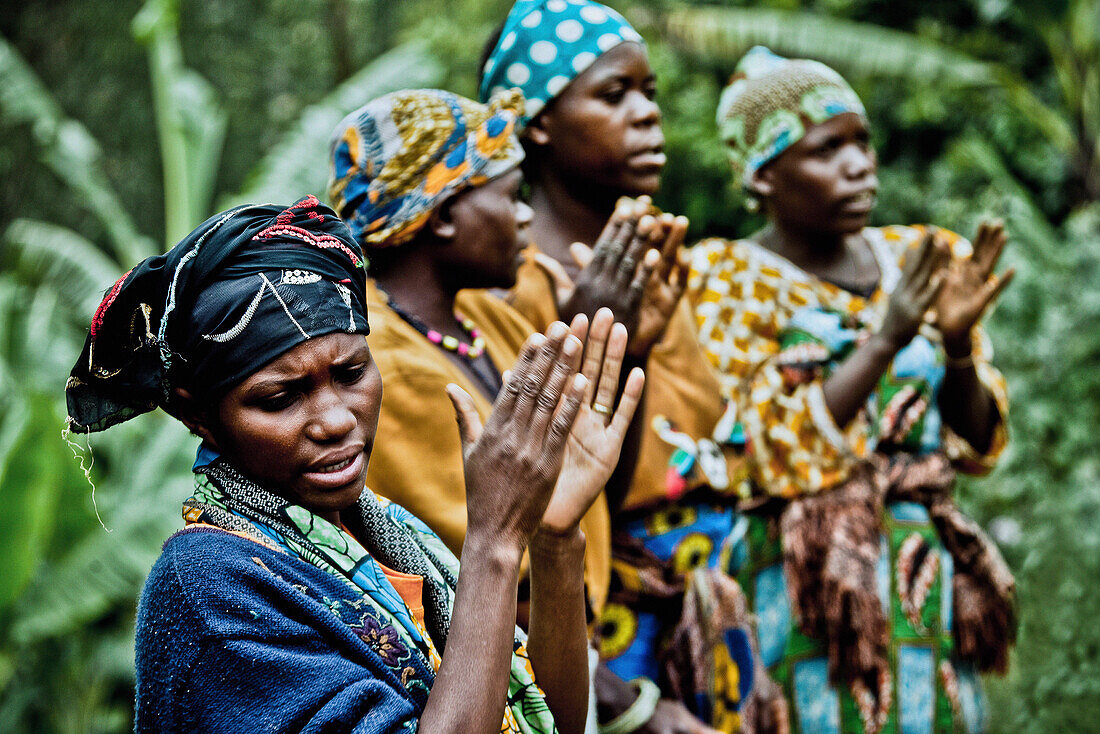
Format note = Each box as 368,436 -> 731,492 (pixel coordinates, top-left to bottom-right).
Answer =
563,336 -> 581,356
573,373 -> 587,390
548,322 -> 567,339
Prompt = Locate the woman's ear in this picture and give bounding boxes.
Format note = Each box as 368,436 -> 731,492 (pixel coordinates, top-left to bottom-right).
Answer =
427,197 -> 458,242
749,167 -> 774,198
524,113 -> 551,147
172,387 -> 219,448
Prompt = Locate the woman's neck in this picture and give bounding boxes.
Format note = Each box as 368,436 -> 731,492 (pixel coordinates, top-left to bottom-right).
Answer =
756,219 -> 878,293
372,247 -> 501,399
372,251 -> 460,338
528,171 -> 620,277
756,219 -> 847,269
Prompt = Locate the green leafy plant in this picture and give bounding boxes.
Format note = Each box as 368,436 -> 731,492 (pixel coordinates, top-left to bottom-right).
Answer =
0,0 -> 443,728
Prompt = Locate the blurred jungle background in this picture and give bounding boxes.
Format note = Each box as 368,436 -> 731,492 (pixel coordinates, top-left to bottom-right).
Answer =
0,0 -> 1097,730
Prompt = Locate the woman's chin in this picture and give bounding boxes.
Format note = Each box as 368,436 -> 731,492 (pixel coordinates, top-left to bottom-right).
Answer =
623,171 -> 661,198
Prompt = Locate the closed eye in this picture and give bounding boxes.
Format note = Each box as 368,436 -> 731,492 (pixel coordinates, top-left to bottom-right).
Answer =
256,390 -> 300,412
335,363 -> 368,385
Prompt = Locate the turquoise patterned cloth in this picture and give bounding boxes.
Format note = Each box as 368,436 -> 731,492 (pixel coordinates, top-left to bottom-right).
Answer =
479,0 -> 643,124
742,508 -> 988,734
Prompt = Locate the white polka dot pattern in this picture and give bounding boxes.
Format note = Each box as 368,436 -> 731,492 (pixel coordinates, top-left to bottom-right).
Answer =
506,63 -> 531,85
556,19 -> 584,42
546,75 -> 570,96
572,51 -> 596,73
579,5 -> 607,23
597,32 -> 621,51
529,40 -> 558,64
479,0 -> 645,126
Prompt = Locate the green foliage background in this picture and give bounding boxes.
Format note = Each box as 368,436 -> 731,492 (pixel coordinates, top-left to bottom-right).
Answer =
0,0 -> 1097,731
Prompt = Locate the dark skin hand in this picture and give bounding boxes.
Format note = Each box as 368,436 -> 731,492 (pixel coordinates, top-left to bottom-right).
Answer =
594,665 -> 721,734
820,231 -> 949,427
933,220 -> 1014,453
819,223 -> 1013,450
538,196 -> 690,358
536,199 -> 689,511
431,323 -> 589,734
453,309 -> 645,734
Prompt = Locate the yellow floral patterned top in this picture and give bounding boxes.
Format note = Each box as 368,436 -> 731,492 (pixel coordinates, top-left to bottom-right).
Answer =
687,225 -> 1009,499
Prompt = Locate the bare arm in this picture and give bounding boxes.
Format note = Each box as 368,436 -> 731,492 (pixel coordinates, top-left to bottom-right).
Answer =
527,527 -> 589,734
822,232 -> 949,426
528,309 -> 644,734
421,325 -> 586,734
419,536 -> 526,733
934,221 -> 1014,453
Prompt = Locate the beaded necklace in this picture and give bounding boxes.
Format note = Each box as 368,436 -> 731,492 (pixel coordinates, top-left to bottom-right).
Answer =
381,291 -> 487,360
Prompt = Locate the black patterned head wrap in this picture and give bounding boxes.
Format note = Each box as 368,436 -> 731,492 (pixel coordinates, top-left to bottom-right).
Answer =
66,196 -> 370,433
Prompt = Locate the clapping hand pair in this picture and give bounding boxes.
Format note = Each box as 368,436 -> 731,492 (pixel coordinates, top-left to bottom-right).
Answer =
536,196 -> 691,358
447,309 -> 645,550
881,220 -> 1014,352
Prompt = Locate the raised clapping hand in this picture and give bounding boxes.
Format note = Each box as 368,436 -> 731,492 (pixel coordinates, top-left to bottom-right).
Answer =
539,308 -> 645,535
446,314 -> 643,550
879,231 -> 951,349
537,197 -> 690,358
931,220 -> 1015,350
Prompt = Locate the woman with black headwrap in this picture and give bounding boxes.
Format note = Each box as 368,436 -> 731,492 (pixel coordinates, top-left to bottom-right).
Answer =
67,195 -> 641,733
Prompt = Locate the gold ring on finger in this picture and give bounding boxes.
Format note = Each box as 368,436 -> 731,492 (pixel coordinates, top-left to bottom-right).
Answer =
592,403 -> 613,417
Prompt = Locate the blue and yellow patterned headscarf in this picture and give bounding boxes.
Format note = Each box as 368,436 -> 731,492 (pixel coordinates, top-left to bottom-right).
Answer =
328,89 -> 525,248
717,46 -> 866,188
479,0 -> 643,126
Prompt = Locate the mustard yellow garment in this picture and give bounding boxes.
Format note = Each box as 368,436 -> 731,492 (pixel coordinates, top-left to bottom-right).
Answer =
366,279 -> 611,612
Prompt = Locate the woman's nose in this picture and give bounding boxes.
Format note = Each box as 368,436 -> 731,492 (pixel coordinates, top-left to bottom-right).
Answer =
516,200 -> 534,227
307,392 -> 357,442
630,91 -> 661,127
842,143 -> 875,179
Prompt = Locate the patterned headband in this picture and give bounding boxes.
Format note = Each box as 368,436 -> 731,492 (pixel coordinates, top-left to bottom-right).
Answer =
717,46 -> 866,188
328,88 -> 525,249
479,0 -> 643,126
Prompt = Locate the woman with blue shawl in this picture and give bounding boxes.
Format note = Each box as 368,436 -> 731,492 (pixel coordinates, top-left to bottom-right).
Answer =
66,194 -> 643,733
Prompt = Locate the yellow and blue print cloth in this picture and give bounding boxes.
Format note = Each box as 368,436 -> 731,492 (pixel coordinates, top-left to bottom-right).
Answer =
328,88 -> 525,248
479,0 -> 643,124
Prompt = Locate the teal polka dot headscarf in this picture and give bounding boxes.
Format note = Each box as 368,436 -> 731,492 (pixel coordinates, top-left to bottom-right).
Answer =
479,0 -> 644,126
